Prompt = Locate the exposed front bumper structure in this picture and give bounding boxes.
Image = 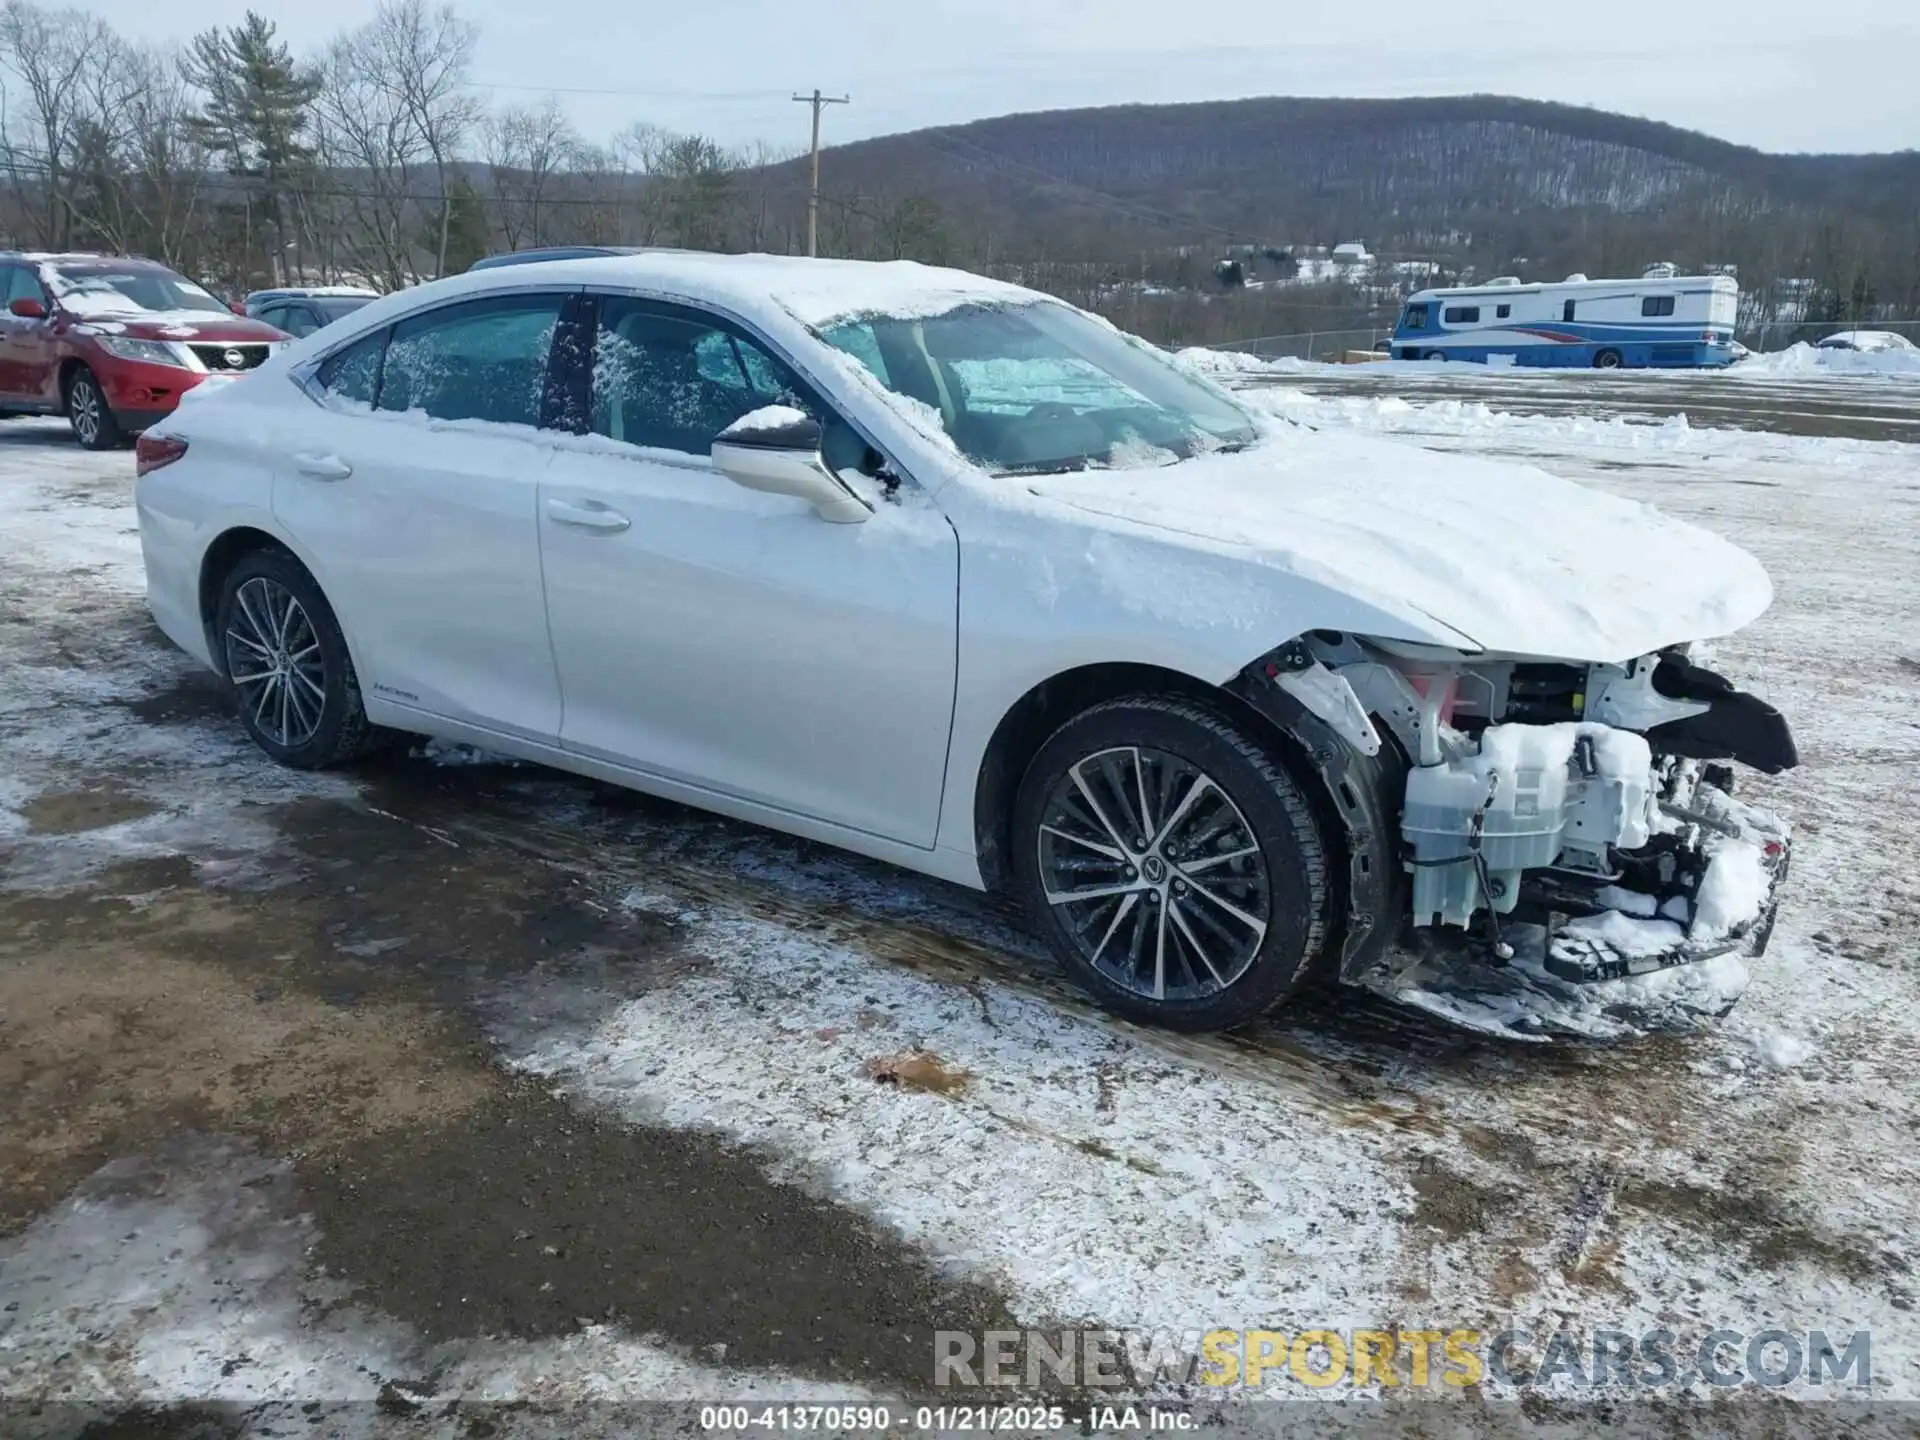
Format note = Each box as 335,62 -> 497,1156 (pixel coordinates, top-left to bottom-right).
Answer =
1238,637 -> 1796,1040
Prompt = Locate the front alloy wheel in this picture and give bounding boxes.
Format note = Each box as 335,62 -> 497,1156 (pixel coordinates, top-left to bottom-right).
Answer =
67,370 -> 124,450
1036,745 -> 1270,1001
1013,696 -> 1331,1031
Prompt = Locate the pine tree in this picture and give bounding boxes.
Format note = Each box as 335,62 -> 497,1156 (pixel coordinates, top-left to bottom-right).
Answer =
181,12 -> 319,284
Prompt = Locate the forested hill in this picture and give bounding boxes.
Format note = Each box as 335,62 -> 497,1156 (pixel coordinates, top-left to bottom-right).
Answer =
770,95 -> 1918,294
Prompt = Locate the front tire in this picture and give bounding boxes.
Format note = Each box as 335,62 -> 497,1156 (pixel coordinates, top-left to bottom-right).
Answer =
214,550 -> 377,769
67,368 -> 124,450
1011,696 -> 1330,1031
1593,348 -> 1624,370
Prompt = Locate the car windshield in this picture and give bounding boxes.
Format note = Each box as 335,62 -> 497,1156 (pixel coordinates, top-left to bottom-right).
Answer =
47,264 -> 231,317
818,301 -> 1256,475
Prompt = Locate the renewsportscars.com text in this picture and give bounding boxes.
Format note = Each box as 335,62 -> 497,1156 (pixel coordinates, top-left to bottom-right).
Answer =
934,1327 -> 1872,1391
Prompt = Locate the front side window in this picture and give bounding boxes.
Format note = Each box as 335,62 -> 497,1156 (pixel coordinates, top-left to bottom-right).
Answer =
379,293 -> 563,427
590,301 -> 817,454
1642,295 -> 1676,317
315,329 -> 386,407
3,266 -> 44,308
44,263 -> 230,317
819,301 -> 1254,475
1402,304 -> 1428,332
1444,306 -> 1481,324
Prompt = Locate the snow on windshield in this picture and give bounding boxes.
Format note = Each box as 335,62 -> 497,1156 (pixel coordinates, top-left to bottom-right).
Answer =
42,265 -> 231,319
818,302 -> 1255,475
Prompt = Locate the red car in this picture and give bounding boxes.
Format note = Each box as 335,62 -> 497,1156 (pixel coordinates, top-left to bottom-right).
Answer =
0,251 -> 288,449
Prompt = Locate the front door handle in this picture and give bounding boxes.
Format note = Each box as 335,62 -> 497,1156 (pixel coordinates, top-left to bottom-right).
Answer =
545,497 -> 630,533
293,452 -> 353,481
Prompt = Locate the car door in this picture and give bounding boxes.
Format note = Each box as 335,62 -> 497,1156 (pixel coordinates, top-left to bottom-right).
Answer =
0,264 -> 52,403
538,294 -> 960,848
273,290 -> 572,740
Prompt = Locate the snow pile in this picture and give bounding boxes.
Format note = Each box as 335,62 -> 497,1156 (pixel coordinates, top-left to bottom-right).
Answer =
1735,340 -> 1920,380
1173,347 -> 1308,376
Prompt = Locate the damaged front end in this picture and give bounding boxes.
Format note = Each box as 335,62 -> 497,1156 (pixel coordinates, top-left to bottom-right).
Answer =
1237,634 -> 1796,1041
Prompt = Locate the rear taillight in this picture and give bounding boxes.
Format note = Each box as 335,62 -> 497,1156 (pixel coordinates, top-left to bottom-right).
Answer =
135,433 -> 188,477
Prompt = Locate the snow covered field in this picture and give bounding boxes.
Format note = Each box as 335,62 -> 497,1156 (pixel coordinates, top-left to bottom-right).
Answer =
3,372 -> 1918,1434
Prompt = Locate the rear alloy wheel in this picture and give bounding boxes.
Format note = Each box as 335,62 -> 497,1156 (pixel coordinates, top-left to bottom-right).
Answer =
1593,348 -> 1624,370
1012,696 -> 1330,1031
67,368 -> 124,450
215,550 -> 378,768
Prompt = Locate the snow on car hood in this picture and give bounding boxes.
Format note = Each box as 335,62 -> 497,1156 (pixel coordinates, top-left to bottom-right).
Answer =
69,311 -> 281,342
1027,429 -> 1773,662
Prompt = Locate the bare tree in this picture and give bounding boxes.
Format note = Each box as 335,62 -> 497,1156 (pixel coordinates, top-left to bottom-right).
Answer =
482,94 -> 577,250
311,22 -> 427,289
367,0 -> 476,278
0,0 -> 116,247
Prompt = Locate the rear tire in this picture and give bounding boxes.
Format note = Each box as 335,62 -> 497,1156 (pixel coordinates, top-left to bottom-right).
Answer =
1593,348 -> 1624,370
1011,695 -> 1330,1031
1423,349 -> 1446,362
66,368 -> 124,450
214,549 -> 379,769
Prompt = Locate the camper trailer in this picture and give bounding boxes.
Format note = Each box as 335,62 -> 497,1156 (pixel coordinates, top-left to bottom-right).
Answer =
1391,273 -> 1738,368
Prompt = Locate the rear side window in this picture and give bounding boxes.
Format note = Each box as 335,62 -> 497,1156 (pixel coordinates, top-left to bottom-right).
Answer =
277,305 -> 323,338
379,293 -> 565,427
315,329 -> 386,406
1642,295 -> 1676,317
1444,306 -> 1480,324
1496,303 -> 1511,319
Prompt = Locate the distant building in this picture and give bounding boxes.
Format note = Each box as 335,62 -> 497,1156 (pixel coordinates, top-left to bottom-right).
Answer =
1332,242 -> 1371,266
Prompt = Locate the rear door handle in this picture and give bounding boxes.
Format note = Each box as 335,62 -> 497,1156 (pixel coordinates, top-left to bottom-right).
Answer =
293,452 -> 352,481
545,497 -> 630,533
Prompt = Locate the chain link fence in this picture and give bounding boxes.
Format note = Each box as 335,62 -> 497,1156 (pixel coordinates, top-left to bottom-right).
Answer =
1209,327 -> 1392,362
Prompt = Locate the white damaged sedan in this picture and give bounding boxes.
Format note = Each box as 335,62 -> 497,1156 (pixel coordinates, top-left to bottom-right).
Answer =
135,254 -> 1795,1034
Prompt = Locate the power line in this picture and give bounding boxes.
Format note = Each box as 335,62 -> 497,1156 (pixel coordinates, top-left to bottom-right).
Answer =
469,80 -> 792,102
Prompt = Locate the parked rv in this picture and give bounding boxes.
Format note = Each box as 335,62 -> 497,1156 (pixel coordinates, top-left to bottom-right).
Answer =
1390,273 -> 1738,368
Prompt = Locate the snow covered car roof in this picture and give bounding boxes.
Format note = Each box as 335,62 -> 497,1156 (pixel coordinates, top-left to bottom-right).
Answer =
1814,329 -> 1916,352
422,252 -> 1041,330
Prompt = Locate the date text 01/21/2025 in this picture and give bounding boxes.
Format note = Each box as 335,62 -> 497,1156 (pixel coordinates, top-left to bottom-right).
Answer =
698,1405 -> 1193,1431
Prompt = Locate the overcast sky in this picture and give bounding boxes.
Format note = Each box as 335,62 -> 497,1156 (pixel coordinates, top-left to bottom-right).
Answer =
84,0 -> 1918,156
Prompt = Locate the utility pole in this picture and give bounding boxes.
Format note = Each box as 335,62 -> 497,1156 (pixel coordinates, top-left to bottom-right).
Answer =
792,88 -> 850,258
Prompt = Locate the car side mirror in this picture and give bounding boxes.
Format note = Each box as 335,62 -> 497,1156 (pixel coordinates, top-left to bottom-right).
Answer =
711,408 -> 869,524
9,297 -> 45,319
